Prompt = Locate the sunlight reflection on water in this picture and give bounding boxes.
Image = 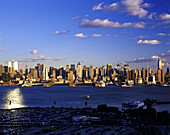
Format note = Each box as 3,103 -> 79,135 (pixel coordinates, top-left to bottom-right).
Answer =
2,88 -> 26,109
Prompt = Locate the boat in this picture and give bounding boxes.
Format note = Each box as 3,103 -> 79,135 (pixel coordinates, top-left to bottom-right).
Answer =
21,83 -> 32,87
85,95 -> 90,99
95,81 -> 106,87
43,83 -> 53,87
161,84 -> 169,87
122,101 -> 144,109
120,82 -> 133,87
69,83 -> 76,87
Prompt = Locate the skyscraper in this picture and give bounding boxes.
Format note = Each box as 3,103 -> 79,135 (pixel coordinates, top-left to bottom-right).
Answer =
42,63 -> 45,80
8,60 -> 19,71
77,62 -> 82,79
66,64 -> 69,73
107,64 -> 112,77
89,64 -> 94,80
45,67 -> 49,81
0,65 -> 4,76
158,57 -> 162,70
157,57 -> 164,83
141,67 -> 145,82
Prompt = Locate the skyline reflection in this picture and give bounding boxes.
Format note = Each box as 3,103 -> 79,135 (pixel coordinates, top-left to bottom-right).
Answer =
2,88 -> 26,109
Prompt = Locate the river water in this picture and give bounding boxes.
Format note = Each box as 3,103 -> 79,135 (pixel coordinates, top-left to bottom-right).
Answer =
0,85 -> 169,112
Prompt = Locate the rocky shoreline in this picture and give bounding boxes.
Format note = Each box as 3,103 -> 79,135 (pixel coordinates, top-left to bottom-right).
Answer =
0,105 -> 169,135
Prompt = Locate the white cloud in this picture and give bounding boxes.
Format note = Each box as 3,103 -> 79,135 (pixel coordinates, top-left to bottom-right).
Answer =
160,13 -> 170,20
30,50 -> 38,54
134,35 -> 144,39
92,34 -> 102,37
142,3 -> 151,8
161,63 -> 165,67
95,0 -> 150,19
151,55 -> 159,59
106,34 -> 111,37
92,2 -> 103,10
157,33 -> 170,36
166,63 -> 170,66
156,20 -> 170,26
72,16 -> 81,20
137,40 -> 161,45
0,50 -> 5,51
121,0 -> 148,18
147,12 -> 157,19
104,3 -> 119,12
55,30 -> 68,35
166,42 -> 170,45
79,19 -> 145,28
167,50 -> 170,53
19,56 -> 65,62
124,50 -> 170,64
73,33 -> 88,39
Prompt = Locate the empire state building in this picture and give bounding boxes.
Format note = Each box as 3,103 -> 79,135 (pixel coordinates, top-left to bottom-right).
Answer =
158,57 -> 162,70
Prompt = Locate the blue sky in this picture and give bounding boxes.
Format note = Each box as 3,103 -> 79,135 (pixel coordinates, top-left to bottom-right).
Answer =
0,0 -> 169,71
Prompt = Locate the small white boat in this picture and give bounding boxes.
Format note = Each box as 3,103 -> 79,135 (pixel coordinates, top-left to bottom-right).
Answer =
95,81 -> 106,87
85,95 -> 90,99
122,101 -> 144,109
21,83 -> 32,87
120,82 -> 133,87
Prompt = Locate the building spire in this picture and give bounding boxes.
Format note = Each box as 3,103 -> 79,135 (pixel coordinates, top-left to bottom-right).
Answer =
158,57 -> 162,70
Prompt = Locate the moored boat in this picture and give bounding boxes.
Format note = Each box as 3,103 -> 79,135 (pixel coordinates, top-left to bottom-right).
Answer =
69,83 -> 76,87
85,95 -> 90,99
21,83 -> 32,87
95,81 -> 106,87
43,83 -> 53,87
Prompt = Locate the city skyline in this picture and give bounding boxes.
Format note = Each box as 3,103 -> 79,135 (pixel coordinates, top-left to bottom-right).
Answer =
0,0 -> 170,71
0,57 -> 168,86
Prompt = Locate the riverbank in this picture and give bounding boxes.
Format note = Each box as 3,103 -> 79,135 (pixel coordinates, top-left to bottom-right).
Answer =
0,106 -> 169,134
0,81 -> 169,87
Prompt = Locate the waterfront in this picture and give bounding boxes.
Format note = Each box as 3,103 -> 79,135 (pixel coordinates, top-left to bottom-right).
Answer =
0,85 -> 169,112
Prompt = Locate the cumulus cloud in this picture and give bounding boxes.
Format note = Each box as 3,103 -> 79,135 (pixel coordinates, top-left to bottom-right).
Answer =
166,42 -> 170,45
94,0 -> 150,18
0,50 -> 5,51
161,63 -> 165,67
121,0 -> 148,18
73,33 -> 88,39
76,60 -> 87,63
92,34 -> 102,37
104,3 -> 119,12
92,2 -> 103,10
55,30 -> 68,35
30,50 -> 38,54
147,12 -> 157,19
123,50 -> 170,64
72,16 -> 81,20
19,56 -> 65,62
156,20 -> 170,26
167,50 -> 170,53
137,40 -> 161,45
134,35 -> 144,39
106,34 -> 111,37
79,19 -> 145,28
160,13 -> 170,20
124,56 -> 158,63
141,3 -> 152,8
157,33 -> 170,36
166,63 -> 170,66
